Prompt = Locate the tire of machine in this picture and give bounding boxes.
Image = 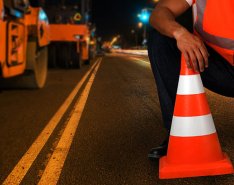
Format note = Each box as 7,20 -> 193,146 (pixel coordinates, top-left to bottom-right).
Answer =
0,41 -> 48,89
84,45 -> 92,65
23,41 -> 48,88
84,59 -> 90,65
48,43 -> 57,68
64,42 -> 72,68
63,42 -> 72,68
57,42 -> 71,68
71,43 -> 81,69
56,43 -> 63,67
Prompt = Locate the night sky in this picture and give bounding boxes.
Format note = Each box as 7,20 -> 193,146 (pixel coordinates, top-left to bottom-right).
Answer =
44,0 -> 154,45
92,0 -> 153,42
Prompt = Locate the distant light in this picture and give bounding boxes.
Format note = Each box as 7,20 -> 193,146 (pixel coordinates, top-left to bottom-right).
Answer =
112,45 -> 121,49
139,9 -> 150,24
110,36 -> 119,45
138,22 -> 143,28
73,13 -> 82,21
142,14 -> 148,21
14,10 -> 22,18
90,41 -> 95,45
85,14 -> 89,21
39,9 -> 48,23
10,9 -> 22,18
74,35 -> 80,40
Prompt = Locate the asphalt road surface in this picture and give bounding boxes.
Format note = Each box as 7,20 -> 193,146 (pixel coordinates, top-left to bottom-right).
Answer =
0,54 -> 233,185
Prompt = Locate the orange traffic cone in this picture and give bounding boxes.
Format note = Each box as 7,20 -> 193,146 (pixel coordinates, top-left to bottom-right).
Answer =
159,55 -> 234,179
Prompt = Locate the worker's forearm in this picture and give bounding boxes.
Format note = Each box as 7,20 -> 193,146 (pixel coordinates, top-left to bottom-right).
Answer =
149,2 -> 209,72
150,7 -> 188,39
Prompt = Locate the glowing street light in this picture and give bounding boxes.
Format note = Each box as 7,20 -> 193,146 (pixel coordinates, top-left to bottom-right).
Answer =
138,9 -> 150,24
138,22 -> 143,28
137,8 -> 152,46
110,35 -> 120,46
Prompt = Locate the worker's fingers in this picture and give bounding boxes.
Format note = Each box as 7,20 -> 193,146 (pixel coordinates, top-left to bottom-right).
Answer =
183,52 -> 192,69
188,50 -> 199,72
194,48 -> 205,72
193,36 -> 209,70
199,44 -> 209,68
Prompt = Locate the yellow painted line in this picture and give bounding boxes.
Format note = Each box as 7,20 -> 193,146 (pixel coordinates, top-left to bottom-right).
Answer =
38,59 -> 102,185
3,58 -> 102,185
130,57 -> 150,65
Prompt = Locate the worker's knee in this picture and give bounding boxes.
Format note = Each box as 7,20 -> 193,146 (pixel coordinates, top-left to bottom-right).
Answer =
148,28 -> 175,50
202,79 -> 234,97
148,28 -> 179,63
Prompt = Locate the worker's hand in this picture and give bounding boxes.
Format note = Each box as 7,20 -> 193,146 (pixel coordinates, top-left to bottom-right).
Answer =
173,28 -> 209,72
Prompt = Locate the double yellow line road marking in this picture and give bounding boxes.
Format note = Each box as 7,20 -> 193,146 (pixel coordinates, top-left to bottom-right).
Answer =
3,58 -> 102,185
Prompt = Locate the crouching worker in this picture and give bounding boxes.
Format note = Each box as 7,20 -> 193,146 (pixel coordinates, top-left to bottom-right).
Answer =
147,0 -> 234,159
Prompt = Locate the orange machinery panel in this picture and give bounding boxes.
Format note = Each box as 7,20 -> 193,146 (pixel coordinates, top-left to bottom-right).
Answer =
49,24 -> 89,42
0,0 -> 5,66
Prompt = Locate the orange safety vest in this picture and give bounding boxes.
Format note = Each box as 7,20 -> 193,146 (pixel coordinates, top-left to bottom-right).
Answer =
193,0 -> 234,66
0,0 -> 3,20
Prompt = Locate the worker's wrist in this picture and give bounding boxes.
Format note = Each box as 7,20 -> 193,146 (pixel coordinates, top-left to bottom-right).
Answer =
172,26 -> 187,40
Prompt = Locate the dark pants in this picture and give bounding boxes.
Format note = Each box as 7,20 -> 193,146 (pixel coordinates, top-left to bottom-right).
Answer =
147,29 -> 234,132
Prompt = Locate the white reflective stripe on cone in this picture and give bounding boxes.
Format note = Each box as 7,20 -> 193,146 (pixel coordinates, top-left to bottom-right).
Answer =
170,114 -> 216,137
177,75 -> 204,95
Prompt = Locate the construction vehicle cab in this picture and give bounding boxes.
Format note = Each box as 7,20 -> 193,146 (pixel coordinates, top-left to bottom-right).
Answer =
0,0 -> 49,88
4,0 -> 29,16
44,0 -> 95,69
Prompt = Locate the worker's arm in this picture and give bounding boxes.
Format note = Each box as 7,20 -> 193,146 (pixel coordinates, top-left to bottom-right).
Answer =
150,0 -> 209,72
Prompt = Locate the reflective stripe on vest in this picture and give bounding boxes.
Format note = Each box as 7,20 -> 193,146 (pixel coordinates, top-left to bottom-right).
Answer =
194,0 -> 234,65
